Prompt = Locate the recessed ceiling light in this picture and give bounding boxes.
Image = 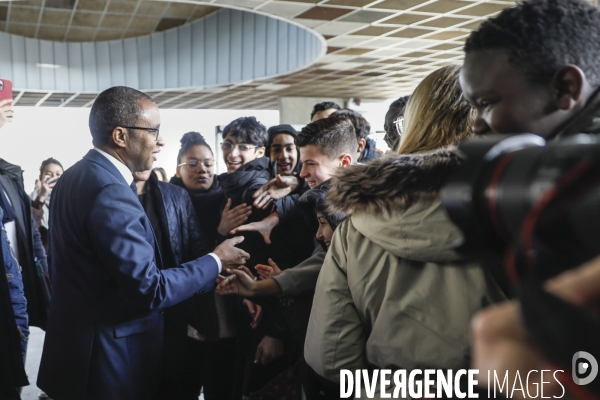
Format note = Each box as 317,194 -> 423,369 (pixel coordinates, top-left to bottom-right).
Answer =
37,63 -> 61,69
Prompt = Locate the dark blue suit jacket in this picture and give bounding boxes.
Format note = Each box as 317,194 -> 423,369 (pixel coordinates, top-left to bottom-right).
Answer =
38,150 -> 219,400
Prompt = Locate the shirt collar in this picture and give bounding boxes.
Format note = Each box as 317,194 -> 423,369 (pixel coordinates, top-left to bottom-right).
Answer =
93,147 -> 133,186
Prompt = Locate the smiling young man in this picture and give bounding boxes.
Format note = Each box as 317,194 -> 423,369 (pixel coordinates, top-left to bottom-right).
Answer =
217,116 -> 272,265
459,0 -> 600,139
296,115 -> 356,189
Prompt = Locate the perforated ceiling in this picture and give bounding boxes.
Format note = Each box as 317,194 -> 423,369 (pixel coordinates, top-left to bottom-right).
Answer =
4,0 -> 517,109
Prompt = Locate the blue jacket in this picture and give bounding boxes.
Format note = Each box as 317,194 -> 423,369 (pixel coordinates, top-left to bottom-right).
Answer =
1,207 -> 29,357
38,150 -> 220,400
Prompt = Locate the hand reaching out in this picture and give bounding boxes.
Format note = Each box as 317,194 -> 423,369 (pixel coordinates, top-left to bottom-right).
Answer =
216,266 -> 258,297
255,259 -> 282,280
218,198 -> 252,236
253,175 -> 300,209
230,212 -> 279,244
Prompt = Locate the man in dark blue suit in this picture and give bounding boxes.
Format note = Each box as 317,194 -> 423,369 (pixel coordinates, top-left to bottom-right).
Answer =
37,87 -> 249,400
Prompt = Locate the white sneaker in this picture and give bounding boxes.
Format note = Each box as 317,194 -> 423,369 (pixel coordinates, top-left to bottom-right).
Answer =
38,389 -> 49,399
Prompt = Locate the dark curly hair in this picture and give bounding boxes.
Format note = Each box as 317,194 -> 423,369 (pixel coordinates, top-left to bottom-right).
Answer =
177,131 -> 212,164
310,101 -> 341,120
333,109 -> 371,141
221,116 -> 268,148
465,0 -> 600,87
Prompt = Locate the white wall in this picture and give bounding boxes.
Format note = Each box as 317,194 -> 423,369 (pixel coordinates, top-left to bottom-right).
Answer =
0,107 -> 279,194
278,96 -> 345,125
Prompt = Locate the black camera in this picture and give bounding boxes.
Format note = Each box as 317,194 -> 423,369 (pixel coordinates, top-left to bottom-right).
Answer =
441,134 -> 600,289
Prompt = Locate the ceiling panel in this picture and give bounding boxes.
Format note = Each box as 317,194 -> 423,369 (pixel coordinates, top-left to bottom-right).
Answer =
6,0 -> 519,108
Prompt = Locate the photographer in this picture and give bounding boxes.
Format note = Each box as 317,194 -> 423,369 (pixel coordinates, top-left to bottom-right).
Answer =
458,0 -> 600,396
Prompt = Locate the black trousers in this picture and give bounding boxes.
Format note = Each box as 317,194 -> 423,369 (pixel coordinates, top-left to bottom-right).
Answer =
154,315 -> 237,400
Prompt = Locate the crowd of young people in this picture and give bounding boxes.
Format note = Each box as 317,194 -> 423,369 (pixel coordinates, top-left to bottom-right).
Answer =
2,0 -> 600,398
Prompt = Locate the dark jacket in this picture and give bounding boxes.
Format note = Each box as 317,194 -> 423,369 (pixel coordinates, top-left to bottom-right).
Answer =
218,157 -> 272,269
0,159 -> 48,330
150,174 -> 236,342
170,175 -> 223,250
1,207 -> 29,356
267,160 -> 314,272
360,137 -> 379,163
0,207 -> 29,396
38,150 -> 219,400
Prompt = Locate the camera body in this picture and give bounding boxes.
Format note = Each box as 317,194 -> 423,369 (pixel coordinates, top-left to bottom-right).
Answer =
441,134 -> 600,288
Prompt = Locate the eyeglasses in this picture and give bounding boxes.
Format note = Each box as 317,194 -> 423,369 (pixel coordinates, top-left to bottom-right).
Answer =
221,142 -> 259,152
178,159 -> 215,169
393,117 -> 404,137
123,126 -> 160,141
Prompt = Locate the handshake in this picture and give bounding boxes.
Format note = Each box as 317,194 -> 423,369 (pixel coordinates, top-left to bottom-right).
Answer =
212,236 -> 250,270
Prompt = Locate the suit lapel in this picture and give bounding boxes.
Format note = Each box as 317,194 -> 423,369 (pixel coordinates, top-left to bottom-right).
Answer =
83,150 -> 162,266
82,150 -> 130,188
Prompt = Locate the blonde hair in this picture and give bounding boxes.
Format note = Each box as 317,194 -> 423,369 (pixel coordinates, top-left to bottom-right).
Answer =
398,64 -> 475,154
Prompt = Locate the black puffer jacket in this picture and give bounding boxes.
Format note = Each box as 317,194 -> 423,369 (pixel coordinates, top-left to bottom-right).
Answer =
143,173 -> 207,268
168,175 -> 237,342
218,157 -> 272,269
170,176 -> 223,250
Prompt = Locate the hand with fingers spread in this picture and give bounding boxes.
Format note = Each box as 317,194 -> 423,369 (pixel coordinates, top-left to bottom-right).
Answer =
243,299 -> 263,329
216,266 -> 258,297
254,336 -> 284,365
0,99 -> 14,129
252,175 -> 300,209
217,198 -> 252,236
255,259 -> 282,280
212,236 -> 250,269
230,212 -> 279,245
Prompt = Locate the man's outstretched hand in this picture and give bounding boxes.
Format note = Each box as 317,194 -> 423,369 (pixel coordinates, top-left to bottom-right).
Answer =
212,236 -> 250,269
253,175 -> 300,209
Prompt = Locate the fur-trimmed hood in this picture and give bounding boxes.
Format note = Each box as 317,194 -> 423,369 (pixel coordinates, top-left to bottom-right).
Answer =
327,147 -> 461,215
327,148 -> 465,263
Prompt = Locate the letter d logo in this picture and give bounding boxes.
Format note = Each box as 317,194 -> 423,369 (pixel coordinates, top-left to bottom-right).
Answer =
572,351 -> 598,385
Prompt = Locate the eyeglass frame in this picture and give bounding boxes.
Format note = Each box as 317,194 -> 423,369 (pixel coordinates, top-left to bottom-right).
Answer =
177,158 -> 215,169
220,142 -> 261,152
122,126 -> 160,141
393,117 -> 404,138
